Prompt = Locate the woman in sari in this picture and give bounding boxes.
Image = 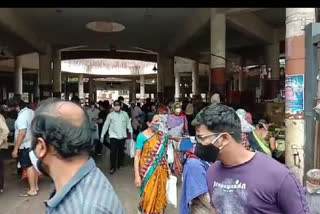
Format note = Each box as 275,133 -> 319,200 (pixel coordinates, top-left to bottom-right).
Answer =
134,113 -> 169,214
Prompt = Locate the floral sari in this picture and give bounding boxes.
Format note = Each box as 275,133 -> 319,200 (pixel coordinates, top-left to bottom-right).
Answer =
139,131 -> 169,214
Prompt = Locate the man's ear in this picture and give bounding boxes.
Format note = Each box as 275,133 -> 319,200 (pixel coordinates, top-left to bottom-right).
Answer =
219,133 -> 230,145
37,138 -> 48,158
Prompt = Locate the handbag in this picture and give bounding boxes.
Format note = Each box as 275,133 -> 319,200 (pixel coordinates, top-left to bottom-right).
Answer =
166,175 -> 177,208
167,142 -> 174,164
173,150 -> 182,176
125,139 -> 136,158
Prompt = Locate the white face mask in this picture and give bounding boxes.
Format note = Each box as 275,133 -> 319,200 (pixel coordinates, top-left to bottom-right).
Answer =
175,108 -> 182,114
306,180 -> 320,194
29,150 -> 42,174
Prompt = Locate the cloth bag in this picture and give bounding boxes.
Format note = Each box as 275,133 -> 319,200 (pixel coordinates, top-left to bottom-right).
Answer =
125,139 -> 136,158
166,175 -> 177,208
167,141 -> 174,164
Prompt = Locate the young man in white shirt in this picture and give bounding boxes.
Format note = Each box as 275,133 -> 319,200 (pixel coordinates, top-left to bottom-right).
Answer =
101,100 -> 133,174
8,97 -> 38,197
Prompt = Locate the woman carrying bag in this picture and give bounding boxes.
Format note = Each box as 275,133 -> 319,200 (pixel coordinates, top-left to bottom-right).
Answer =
134,113 -> 171,214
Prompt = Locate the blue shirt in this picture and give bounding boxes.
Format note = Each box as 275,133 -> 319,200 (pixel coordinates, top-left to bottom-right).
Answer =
180,158 -> 210,214
45,158 -> 125,214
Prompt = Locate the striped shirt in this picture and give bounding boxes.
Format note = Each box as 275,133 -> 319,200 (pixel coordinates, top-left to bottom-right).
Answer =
45,158 -> 125,214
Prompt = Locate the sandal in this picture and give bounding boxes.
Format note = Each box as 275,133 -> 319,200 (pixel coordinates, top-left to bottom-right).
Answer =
19,191 -> 38,197
24,187 -> 39,192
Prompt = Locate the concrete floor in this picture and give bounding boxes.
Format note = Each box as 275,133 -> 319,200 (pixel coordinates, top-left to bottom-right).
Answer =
0,148 -> 182,214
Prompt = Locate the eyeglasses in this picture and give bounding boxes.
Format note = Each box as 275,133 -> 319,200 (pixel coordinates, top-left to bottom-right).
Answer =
195,133 -> 219,143
195,132 -> 233,144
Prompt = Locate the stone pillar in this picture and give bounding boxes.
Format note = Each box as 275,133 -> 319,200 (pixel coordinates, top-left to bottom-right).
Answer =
210,9 -> 226,99
239,56 -> 246,92
39,52 -> 53,100
192,61 -> 200,98
285,8 -> 315,183
52,49 -> 62,98
88,77 -> 95,102
140,75 -> 145,101
130,78 -> 137,102
175,71 -> 180,101
14,56 -> 23,96
34,70 -> 40,100
78,74 -> 84,103
163,57 -> 175,102
265,44 -> 280,80
264,31 -> 281,99
64,75 -> 68,100
157,54 -> 165,102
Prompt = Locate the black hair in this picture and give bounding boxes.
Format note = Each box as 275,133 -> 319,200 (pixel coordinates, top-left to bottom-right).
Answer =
146,112 -> 155,123
198,104 -> 241,143
7,96 -> 26,109
142,112 -> 156,131
104,100 -> 110,106
118,96 -> 124,101
71,96 -> 80,104
114,100 -> 121,106
31,99 -> 94,158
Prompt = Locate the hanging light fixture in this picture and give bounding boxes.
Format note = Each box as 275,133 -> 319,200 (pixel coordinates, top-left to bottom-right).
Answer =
152,64 -> 158,72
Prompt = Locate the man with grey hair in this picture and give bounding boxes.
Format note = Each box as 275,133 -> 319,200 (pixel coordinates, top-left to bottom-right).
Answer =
192,103 -> 310,214
29,99 -> 125,214
305,169 -> 320,214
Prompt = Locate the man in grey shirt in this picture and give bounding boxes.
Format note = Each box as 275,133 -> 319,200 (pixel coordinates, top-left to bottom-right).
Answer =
305,169 -> 320,214
28,99 -> 125,214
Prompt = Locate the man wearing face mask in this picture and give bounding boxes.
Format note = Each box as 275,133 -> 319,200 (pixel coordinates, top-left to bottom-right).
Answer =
101,100 -> 133,174
86,101 -> 101,155
305,169 -> 320,214
192,104 -> 310,214
29,99 -> 125,214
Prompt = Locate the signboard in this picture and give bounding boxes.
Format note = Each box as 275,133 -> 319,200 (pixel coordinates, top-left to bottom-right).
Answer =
285,74 -> 304,114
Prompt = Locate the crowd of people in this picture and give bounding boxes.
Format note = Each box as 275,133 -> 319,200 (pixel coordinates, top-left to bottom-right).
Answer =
0,93 -> 319,213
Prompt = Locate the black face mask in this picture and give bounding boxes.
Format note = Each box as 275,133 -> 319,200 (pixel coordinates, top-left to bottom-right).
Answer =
195,141 -> 220,163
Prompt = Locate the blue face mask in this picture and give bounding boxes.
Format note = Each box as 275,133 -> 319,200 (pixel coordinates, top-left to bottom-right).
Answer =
151,123 -> 160,132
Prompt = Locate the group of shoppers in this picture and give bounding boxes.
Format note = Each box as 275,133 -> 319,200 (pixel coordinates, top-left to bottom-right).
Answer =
0,93 -> 319,214
133,97 -> 314,214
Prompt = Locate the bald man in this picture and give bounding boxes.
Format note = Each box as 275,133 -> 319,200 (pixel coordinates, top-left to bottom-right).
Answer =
28,99 -> 125,214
